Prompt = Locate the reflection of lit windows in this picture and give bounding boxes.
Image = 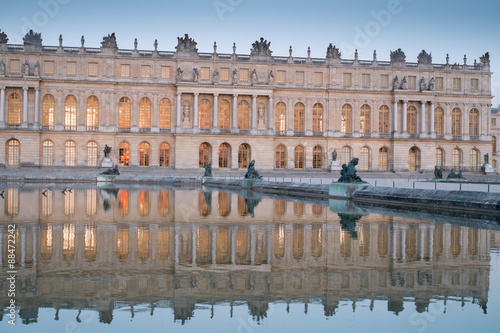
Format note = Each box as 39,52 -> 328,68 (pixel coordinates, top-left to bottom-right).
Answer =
40,224 -> 54,260
273,224 -> 285,259
63,224 -> 75,261
218,192 -> 230,216
274,200 -> 286,215
359,226 -> 370,257
158,190 -> 169,216
118,190 -> 129,216
196,227 -> 211,264
235,228 -> 249,264
138,190 -> 149,216
6,188 -> 19,216
158,227 -> 170,260
311,226 -> 322,257
138,226 -> 150,260
216,227 -> 231,264
468,229 -> 478,255
41,189 -> 53,216
198,191 -> 211,216
85,224 -> 97,261
451,226 -> 461,256
117,226 -> 129,261
64,190 -> 75,215
340,230 -> 351,257
86,189 -> 97,216
378,226 -> 388,257
237,195 -> 247,216
293,225 -> 304,259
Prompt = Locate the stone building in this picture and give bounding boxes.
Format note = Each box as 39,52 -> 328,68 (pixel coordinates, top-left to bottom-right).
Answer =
491,106 -> 499,171
0,30 -> 494,171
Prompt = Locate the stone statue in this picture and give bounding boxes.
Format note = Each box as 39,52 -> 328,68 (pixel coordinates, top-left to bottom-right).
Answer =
175,34 -> 198,53
338,158 -> 363,183
34,61 -> 40,76
332,150 -> 337,161
59,34 -> 63,46
268,70 -> 274,84
485,153 -> 489,164
326,43 -> 341,59
154,39 -> 158,51
0,61 -> 5,75
203,191 -> 212,206
428,77 -> 435,91
480,52 -> 490,65
392,76 -> 399,90
0,30 -> 8,44
434,166 -> 443,179
390,48 -> 406,63
213,69 -> 219,82
258,108 -> 265,124
250,37 -> 272,57
419,77 -> 426,91
193,68 -> 198,82
81,35 -> 85,47
244,160 -> 262,179
203,162 -> 212,177
100,164 -> 120,175
446,168 -> 464,179
182,105 -> 190,121
104,144 -> 111,157
251,69 -> 258,84
417,49 -> 432,64
400,77 -> 407,90
23,30 -> 42,46
232,69 -> 238,85
176,67 -> 183,82
101,33 -> 117,48
245,197 -> 261,218
23,60 -> 29,76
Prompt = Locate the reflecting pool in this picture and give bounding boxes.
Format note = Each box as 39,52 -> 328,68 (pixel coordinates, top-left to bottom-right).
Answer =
1,183 -> 499,332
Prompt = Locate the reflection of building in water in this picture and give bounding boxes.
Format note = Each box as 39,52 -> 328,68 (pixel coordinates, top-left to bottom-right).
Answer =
0,187 -> 498,324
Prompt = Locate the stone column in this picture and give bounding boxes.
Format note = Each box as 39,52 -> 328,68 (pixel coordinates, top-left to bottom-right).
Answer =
34,87 -> 40,126
193,93 -> 199,129
32,225 -> 38,266
212,226 -> 217,266
419,226 -> 425,260
402,100 -> 407,133
392,100 -> 398,133
252,94 -> 257,130
213,93 -> 219,129
391,226 -> 397,261
192,225 -> 197,265
232,94 -> 238,129
22,86 -> 28,127
430,102 -> 435,135
268,95 -> 273,131
176,93 -> 181,127
0,86 -> 5,125
420,101 -> 426,135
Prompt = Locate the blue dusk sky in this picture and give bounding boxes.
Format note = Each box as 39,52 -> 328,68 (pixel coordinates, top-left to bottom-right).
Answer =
1,0 -> 499,106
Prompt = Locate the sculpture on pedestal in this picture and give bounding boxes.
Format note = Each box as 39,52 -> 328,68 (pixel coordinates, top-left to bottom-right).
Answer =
338,158 -> 363,183
203,162 -> 212,177
446,168 -> 463,179
332,150 -> 337,161
244,160 -> 262,179
433,166 -> 443,179
104,144 -> 111,157
100,164 -> 120,175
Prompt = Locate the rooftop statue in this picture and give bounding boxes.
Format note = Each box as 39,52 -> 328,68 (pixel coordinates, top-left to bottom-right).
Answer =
480,52 -> 490,65
100,164 -> 120,175
390,48 -> 406,63
203,162 -> 212,177
0,30 -> 8,44
326,43 -> 341,59
250,37 -> 272,57
338,158 -> 363,183
23,30 -> 42,46
244,160 -> 262,179
417,49 -> 432,64
101,33 -> 117,48
176,34 -> 198,53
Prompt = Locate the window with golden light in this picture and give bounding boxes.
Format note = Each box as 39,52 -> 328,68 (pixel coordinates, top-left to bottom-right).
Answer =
137,226 -> 150,259
64,95 -> 77,129
295,71 -> 304,84
159,98 -> 171,128
10,59 -> 20,74
452,148 -> 462,169
436,148 -> 444,168
359,226 -> 370,256
341,104 -> 352,133
196,226 -> 212,264
471,78 -> 479,92
88,62 -> 98,76
433,225 -> 443,256
277,70 -> 286,83
340,230 -> 351,257
273,224 -> 285,259
218,192 -> 231,216
274,200 -> 286,216
119,142 -> 129,166
158,226 -> 170,259
199,99 -> 211,129
218,99 -> 231,129
42,94 -> 55,127
5,188 -> 19,217
275,102 -> 286,132
236,227 -> 250,264
409,147 -> 419,171
239,68 -> 249,82
359,146 -> 370,171
452,108 -> 462,135
119,97 -> 131,127
408,76 -> 416,89
380,74 -> 389,88
360,104 -> 371,133
294,202 -> 304,216
377,226 -> 388,257
66,61 -> 76,75
216,226 -> 231,264
139,97 -> 151,128
219,143 -> 230,168
62,224 -> 75,261
141,65 -> 151,78
198,191 -> 211,216
86,189 -> 97,216
161,66 -> 171,79
7,139 -> 20,166
294,145 -> 304,169
407,105 -> 417,134
87,141 -> 98,167
139,142 -> 150,167
159,142 -> 170,167
200,67 -> 210,81
362,74 -> 371,87
117,226 -> 129,261
120,64 -> 130,77
40,224 -> 53,260
238,195 -> 248,216
343,73 -> 352,86
377,147 -> 389,171
405,229 -> 417,259
42,140 -> 53,166
238,144 -> 250,169
313,145 -> 323,170
293,102 -> 305,132
86,96 -> 99,127
379,105 -> 389,133
314,72 -> 323,85
8,93 -> 21,124
312,103 -> 323,132
470,148 -> 480,171
469,108 -> 479,136
158,190 -> 169,216
118,189 -> 129,216
451,226 -> 461,256
237,100 -> 249,130
138,190 -> 150,216
293,225 -> 304,259
436,77 -> 443,90
199,142 -> 211,168
434,107 -> 444,135
64,191 -> 75,216
341,146 -> 352,164
220,68 -> 229,81
453,78 -> 461,91
275,144 -> 286,169
311,225 -> 322,258
64,140 -> 76,166
44,60 -> 55,75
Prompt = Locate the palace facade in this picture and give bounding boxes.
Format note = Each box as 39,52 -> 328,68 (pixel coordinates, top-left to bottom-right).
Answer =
0,30 -> 494,171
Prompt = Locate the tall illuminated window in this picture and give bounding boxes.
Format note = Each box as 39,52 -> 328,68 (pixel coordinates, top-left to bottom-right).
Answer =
138,190 -> 150,216
87,141 -> 98,166
158,190 -> 169,216
199,99 -> 211,129
64,140 -> 76,166
312,103 -> 323,132
452,148 -> 462,169
66,61 -> 76,75
295,71 -> 304,84
159,143 -> 170,167
119,142 -> 129,166
88,62 -> 98,76
120,64 -> 130,77
218,99 -> 230,129
219,143 -> 230,168
159,98 -> 171,128
7,139 -> 20,166
294,102 -> 305,132
44,60 -> 55,75
469,108 -> 479,136
360,104 -> 371,133
238,144 -> 250,169
453,78 -> 461,91
359,146 -> 370,171
119,97 -> 131,127
361,74 -> 371,87
141,65 -> 151,78
343,73 -> 352,86
379,147 -> 389,171
342,146 -> 352,164
294,145 -> 304,169
199,142 -> 211,168
452,108 -> 462,135
64,95 -> 77,130
220,68 -> 229,81
275,144 -> 286,169
239,68 -> 249,82
42,94 -> 55,127
8,93 -> 21,124
86,96 -> 99,128
380,74 -> 389,88
139,142 -> 150,167
200,67 -> 210,80
161,66 -> 171,79
407,105 -> 417,134
409,147 -> 420,172
312,145 -> 322,169
275,102 -> 286,132
379,105 -> 389,133
434,107 -> 444,135
118,189 -> 129,216
10,59 -> 21,74
341,104 -> 352,133
237,100 -> 249,130
470,149 -> 480,171
436,148 -> 444,168
277,70 -> 286,83
42,140 -> 54,166
139,97 -> 151,128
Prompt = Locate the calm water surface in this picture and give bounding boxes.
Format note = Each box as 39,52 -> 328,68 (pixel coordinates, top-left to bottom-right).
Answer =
0,183 -> 499,332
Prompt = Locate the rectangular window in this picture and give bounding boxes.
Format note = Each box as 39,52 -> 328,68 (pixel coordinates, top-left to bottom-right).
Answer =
66,61 -> 77,76
314,72 -> 323,85
408,76 -> 416,89
120,64 -> 130,77
277,70 -> 286,84
471,78 -> 478,92
201,67 -> 210,81
362,74 -> 371,87
296,71 -> 304,84
239,68 -> 249,82
453,78 -> 461,91
380,74 -> 389,88
343,73 -> 352,87
10,59 -> 21,74
161,66 -> 171,79
220,68 -> 229,81
492,118 -> 496,126
44,60 -> 55,75
436,77 -> 443,90
141,65 -> 151,78
88,62 -> 99,76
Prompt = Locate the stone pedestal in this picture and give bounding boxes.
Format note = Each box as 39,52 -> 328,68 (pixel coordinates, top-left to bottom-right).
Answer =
483,163 -> 494,174
330,161 -> 341,172
97,174 -> 118,183
241,178 -> 261,189
329,182 -> 370,199
101,157 -> 113,168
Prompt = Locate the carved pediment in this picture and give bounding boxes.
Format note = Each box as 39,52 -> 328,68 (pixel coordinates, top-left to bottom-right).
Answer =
417,50 -> 432,64
23,30 -> 42,46
480,52 -> 490,65
250,37 -> 272,57
101,33 -> 117,49
390,48 -> 406,63
176,34 -> 198,53
0,30 -> 8,44
326,43 -> 341,59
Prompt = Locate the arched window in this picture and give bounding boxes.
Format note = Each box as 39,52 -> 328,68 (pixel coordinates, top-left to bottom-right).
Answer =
379,147 -> 389,171
64,140 -> 76,166
42,140 -> 54,166
469,108 -> 479,136
341,146 -> 352,164
237,100 -> 249,130
452,108 -> 462,136
219,143 -> 230,168
218,99 -> 230,129
87,141 -> 98,167
313,145 -> 323,169
294,145 -> 304,169
379,105 -> 389,134
119,142 -> 129,166
159,143 -> 170,167
275,102 -> 286,132
436,148 -> 444,168
139,97 -> 151,128
359,146 -> 370,171
42,94 -> 55,127
341,104 -> 352,133
452,148 -> 462,169
470,148 -> 480,171
159,98 -> 171,129
119,97 -> 131,127
139,142 -> 150,167
238,144 -> 250,169
409,147 -> 420,172
312,103 -> 323,132
86,96 -> 99,128
360,104 -> 371,133
407,105 -> 417,134
8,93 -> 21,125
275,144 -> 286,169
199,142 -> 211,168
294,102 -> 305,132
434,107 -> 444,135
7,139 -> 20,166
199,99 -> 211,129
64,95 -> 77,130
